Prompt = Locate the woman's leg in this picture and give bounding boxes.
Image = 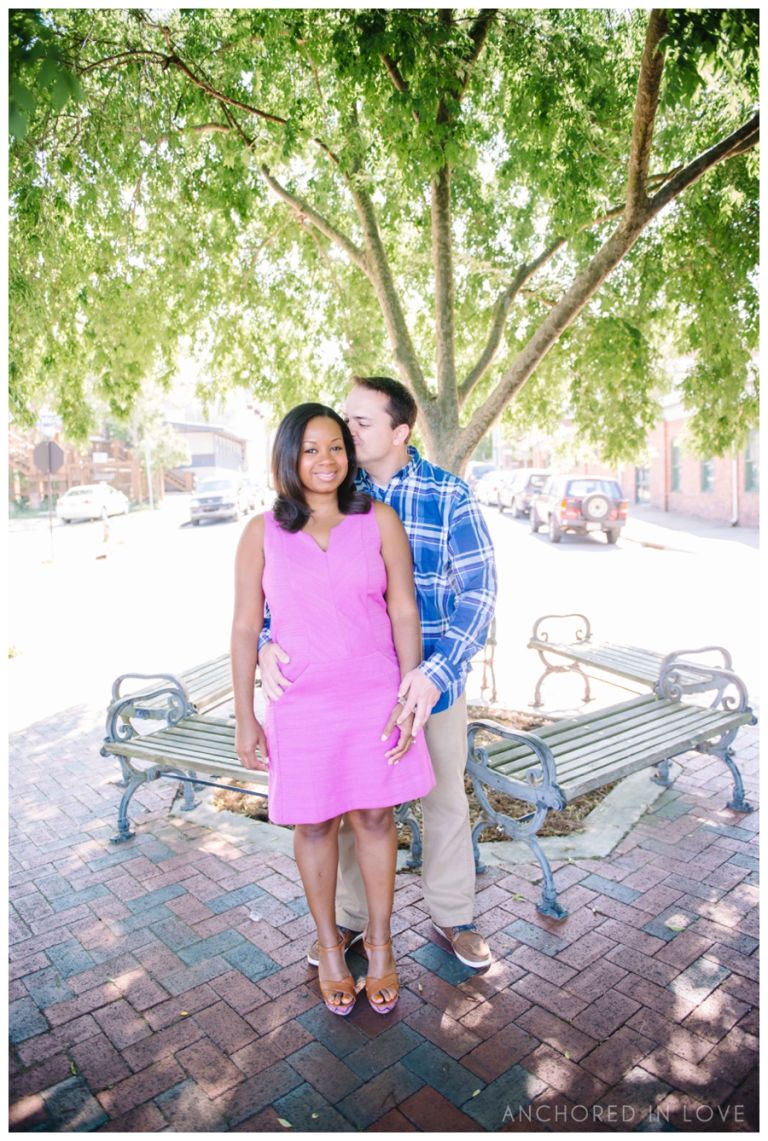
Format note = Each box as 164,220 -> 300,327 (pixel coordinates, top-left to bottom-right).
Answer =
293,817 -> 351,1008
345,807 -> 397,1002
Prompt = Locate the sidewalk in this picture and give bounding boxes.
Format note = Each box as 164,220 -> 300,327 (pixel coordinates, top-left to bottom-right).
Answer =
9,697 -> 758,1132
620,505 -> 759,553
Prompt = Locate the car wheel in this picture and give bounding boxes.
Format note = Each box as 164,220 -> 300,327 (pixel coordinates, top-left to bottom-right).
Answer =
606,528 -> 621,544
513,498 -> 523,518
530,510 -> 541,533
191,518 -> 201,526
498,498 -> 505,513
549,516 -> 562,543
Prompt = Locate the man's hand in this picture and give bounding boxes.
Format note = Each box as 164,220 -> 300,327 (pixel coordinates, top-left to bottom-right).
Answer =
395,669 -> 441,738
235,716 -> 269,772
258,641 -> 291,701
380,703 -> 416,765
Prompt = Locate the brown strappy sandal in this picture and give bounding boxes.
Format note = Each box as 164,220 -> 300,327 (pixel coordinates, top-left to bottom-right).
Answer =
363,933 -> 399,1015
316,936 -> 358,1017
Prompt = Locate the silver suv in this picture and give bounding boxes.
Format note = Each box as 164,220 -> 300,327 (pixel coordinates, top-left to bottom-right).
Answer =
530,475 -> 628,544
190,476 -> 251,525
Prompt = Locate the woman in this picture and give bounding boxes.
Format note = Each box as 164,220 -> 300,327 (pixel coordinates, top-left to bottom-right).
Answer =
231,403 -> 435,1016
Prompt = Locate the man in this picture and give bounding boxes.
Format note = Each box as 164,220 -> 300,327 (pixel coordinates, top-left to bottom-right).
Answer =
259,377 -> 497,968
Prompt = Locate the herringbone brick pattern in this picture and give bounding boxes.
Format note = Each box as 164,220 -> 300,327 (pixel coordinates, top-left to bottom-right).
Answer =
9,705 -> 758,1131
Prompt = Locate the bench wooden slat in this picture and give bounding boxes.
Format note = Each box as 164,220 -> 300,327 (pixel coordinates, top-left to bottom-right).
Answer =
529,638 -> 663,677
483,695 -> 663,760
489,702 -> 747,788
558,711 -> 752,797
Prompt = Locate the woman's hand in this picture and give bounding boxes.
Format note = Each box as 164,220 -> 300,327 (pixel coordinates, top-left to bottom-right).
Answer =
235,715 -> 269,771
381,702 -> 416,765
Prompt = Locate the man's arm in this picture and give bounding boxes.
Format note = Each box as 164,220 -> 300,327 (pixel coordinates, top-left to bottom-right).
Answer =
398,489 -> 497,735
257,605 -> 292,701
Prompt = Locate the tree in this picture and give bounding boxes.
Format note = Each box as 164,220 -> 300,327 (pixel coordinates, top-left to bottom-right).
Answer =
9,7 -> 759,471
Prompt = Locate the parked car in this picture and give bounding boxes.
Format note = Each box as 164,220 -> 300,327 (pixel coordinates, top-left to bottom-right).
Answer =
56,483 -> 130,523
493,470 -> 524,511
474,469 -> 504,506
465,461 -> 496,494
190,475 -> 252,525
241,476 -> 268,513
530,475 -> 628,544
498,468 -> 551,516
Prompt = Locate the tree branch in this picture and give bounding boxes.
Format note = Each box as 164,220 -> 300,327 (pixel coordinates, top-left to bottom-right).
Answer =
647,113 -> 759,214
625,9 -> 668,218
458,237 -> 566,402
348,186 -> 432,404
78,49 -> 168,74
258,166 -> 369,276
432,166 -> 458,418
451,107 -> 759,466
457,9 -> 498,98
381,53 -> 409,94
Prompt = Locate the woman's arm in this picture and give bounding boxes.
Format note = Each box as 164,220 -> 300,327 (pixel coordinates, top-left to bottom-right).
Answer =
231,514 -> 269,769
374,501 -> 422,762
375,500 -> 422,676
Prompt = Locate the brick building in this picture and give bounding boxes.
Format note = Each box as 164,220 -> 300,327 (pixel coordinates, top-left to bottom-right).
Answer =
511,404 -> 759,529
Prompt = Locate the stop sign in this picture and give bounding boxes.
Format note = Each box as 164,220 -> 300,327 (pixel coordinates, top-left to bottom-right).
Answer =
33,440 -> 65,475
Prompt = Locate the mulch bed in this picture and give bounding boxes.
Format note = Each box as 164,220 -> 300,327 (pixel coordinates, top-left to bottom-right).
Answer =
211,704 -> 616,844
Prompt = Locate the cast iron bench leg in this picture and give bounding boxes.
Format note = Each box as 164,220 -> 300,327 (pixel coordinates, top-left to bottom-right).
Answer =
395,802 -> 423,870
532,656 -> 591,709
710,743 -> 755,814
471,819 -> 487,874
527,833 -> 568,920
652,758 -> 672,787
111,773 -> 146,843
179,772 -> 199,811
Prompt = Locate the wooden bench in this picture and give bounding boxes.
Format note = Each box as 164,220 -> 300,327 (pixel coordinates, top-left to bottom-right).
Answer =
101,664 -> 421,848
528,612 -> 733,707
466,651 -> 756,919
102,714 -> 272,841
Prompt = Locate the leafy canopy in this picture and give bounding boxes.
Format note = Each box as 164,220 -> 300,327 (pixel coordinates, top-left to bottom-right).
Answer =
8,7 -> 759,467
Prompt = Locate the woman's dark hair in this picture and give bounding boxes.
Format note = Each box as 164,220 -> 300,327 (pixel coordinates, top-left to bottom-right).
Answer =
271,402 -> 371,532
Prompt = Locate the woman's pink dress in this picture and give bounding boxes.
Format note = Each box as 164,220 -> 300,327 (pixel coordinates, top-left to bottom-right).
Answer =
261,507 -> 435,824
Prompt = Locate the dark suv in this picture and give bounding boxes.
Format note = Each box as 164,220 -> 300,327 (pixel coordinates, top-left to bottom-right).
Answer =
498,468 -> 551,517
530,475 -> 628,544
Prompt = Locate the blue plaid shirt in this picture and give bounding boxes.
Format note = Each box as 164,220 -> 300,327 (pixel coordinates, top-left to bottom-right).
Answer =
356,447 -> 497,714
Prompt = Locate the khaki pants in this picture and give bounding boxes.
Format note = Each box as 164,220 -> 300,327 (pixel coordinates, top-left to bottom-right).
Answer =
336,694 -> 476,929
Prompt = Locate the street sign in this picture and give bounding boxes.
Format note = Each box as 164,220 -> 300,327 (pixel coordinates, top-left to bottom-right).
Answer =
33,440 -> 65,475
36,410 -> 62,439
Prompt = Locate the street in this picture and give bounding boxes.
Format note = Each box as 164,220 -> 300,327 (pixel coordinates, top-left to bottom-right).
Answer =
7,496 -> 760,733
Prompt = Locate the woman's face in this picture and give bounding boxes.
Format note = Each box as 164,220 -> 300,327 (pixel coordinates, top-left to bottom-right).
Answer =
297,416 -> 349,496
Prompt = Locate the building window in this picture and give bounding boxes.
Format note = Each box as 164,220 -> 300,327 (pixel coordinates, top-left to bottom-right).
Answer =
745,431 -> 759,492
700,459 -> 715,492
670,440 -> 681,492
635,466 -> 650,503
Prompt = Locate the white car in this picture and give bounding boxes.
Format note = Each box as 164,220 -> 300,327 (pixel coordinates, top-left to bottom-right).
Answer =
56,483 -> 130,523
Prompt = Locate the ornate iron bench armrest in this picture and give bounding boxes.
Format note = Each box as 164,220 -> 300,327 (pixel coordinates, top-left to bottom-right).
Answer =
656,653 -> 750,713
467,720 -> 566,812
466,719 -> 567,920
529,612 -> 592,646
106,672 -> 191,743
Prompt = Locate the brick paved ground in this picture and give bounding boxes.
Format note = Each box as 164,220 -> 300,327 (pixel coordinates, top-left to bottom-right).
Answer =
9,703 -> 758,1132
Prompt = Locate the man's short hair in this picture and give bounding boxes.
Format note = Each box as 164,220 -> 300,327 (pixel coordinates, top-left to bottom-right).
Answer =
352,376 -> 418,432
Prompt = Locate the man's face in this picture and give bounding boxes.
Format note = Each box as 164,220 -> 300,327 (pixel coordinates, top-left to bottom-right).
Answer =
344,385 -> 409,467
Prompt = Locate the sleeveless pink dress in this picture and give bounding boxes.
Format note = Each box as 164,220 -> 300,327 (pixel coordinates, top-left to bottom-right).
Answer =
261,507 -> 435,824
